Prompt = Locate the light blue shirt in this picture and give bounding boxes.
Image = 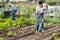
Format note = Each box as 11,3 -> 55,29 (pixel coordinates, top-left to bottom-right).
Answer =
11,5 -> 17,10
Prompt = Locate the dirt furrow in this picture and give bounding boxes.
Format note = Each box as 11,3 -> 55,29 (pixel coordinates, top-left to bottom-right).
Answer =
42,31 -> 60,40
18,26 -> 60,40
5,25 -> 55,40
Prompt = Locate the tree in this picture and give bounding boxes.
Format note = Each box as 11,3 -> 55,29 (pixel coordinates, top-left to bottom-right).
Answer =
6,0 -> 9,2
2,0 -> 5,7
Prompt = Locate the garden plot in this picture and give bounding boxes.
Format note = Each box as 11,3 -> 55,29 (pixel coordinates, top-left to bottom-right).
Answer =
0,25 -> 58,40
17,26 -> 60,40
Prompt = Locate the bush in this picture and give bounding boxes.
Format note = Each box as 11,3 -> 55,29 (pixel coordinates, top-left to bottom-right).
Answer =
58,1 -> 60,6
52,33 -> 58,37
7,31 -> 16,37
0,13 -> 3,18
0,37 -> 5,40
52,33 -> 59,40
47,2 -> 56,5
0,23 -> 7,31
0,18 -> 6,22
31,19 -> 36,24
6,19 -> 17,27
24,19 -> 31,25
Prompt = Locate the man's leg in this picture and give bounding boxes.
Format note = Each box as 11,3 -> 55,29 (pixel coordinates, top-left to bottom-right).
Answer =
41,13 -> 44,32
36,14 -> 40,32
41,19 -> 44,30
36,22 -> 39,32
12,10 -> 17,21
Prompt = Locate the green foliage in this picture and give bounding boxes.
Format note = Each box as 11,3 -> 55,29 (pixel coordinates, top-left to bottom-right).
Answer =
0,37 -> 5,40
0,22 -> 7,30
7,31 -> 16,37
6,0 -> 9,2
58,1 -> 60,6
47,2 -> 56,5
0,15 -> 35,31
44,14 -> 60,26
16,17 -> 31,26
31,19 -> 36,24
6,19 -> 16,27
0,13 -> 3,18
44,16 -> 54,23
24,19 -> 31,25
52,33 -> 58,37
0,18 -> 5,22
52,33 -> 59,40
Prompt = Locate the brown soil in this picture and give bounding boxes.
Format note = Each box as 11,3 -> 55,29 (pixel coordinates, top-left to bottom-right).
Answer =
17,26 -> 60,40
0,25 -> 60,40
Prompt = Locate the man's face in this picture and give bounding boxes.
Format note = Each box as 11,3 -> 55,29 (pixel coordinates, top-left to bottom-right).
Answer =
39,4 -> 43,7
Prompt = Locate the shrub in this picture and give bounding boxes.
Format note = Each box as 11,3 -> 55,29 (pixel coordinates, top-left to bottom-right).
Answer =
0,18 -> 6,22
0,13 -> 3,18
0,37 -> 5,40
7,31 -> 16,37
47,2 -> 56,5
24,19 -> 30,25
0,23 -> 7,31
52,33 -> 59,40
31,19 -> 36,24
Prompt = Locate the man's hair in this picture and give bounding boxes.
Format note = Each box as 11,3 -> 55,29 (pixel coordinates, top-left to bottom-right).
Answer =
39,1 -> 42,4
9,5 -> 11,7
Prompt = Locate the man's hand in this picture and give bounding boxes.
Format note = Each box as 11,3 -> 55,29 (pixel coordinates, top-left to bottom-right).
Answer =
37,11 -> 42,18
45,10 -> 48,13
9,8 -> 12,12
9,8 -> 13,15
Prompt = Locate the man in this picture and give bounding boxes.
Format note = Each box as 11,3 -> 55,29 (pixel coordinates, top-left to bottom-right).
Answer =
8,4 -> 17,21
35,1 -> 48,34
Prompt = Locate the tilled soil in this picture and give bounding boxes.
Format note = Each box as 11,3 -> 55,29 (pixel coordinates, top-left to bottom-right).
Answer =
0,25 -> 60,40
58,38 -> 60,40
18,26 -> 60,40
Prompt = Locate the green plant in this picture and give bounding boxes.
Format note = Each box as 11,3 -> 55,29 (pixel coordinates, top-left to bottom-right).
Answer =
0,22 -> 7,31
0,37 -> 5,40
47,2 -> 56,5
7,31 -> 16,37
31,19 -> 36,24
0,18 -> 5,22
52,33 -> 58,37
52,33 -> 58,40
0,13 -> 4,18
0,24 -> 3,31
24,19 -> 30,25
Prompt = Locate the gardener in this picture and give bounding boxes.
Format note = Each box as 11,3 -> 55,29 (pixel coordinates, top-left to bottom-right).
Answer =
35,1 -> 48,34
8,4 -> 17,21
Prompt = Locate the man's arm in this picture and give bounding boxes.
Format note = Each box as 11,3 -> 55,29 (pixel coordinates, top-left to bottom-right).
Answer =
46,4 -> 48,10
36,6 -> 42,18
46,4 -> 48,13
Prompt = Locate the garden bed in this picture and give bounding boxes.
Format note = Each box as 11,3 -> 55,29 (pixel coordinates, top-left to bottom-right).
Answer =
0,25 -> 58,40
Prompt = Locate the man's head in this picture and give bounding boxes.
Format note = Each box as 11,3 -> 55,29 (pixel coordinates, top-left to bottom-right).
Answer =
39,1 -> 43,4
8,2 -> 12,7
39,1 -> 43,7
8,4 -> 11,7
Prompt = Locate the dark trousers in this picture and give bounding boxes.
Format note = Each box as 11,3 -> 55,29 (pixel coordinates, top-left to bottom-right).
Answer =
12,10 -> 17,21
